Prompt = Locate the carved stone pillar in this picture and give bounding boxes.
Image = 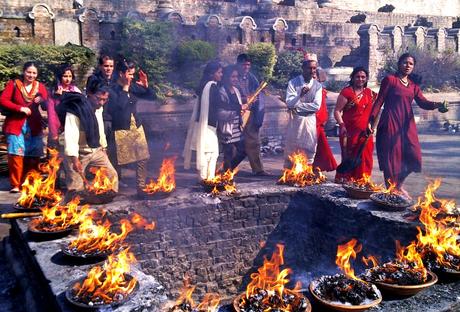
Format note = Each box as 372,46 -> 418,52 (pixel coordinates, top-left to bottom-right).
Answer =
28,4 -> 55,45
358,24 -> 380,84
78,8 -> 101,50
235,16 -> 257,45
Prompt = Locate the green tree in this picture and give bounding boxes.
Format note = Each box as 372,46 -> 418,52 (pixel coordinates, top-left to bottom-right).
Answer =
120,19 -> 176,84
0,44 -> 95,90
247,43 -> 277,82
272,49 -> 304,88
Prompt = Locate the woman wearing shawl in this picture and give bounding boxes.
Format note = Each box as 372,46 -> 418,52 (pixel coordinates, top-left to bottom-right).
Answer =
0,61 -> 48,192
183,61 -> 223,181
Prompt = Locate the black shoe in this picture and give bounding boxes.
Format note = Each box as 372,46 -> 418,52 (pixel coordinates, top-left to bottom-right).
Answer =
254,170 -> 271,176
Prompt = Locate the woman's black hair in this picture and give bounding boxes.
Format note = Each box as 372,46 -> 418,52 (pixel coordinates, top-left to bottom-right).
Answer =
55,64 -> 75,88
23,61 -> 38,73
117,59 -> 136,74
397,53 -> 421,85
349,66 -> 369,87
196,60 -> 223,96
397,53 -> 417,67
222,64 -> 238,86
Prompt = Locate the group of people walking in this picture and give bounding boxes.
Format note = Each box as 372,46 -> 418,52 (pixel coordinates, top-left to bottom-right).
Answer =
0,51 -> 449,199
0,56 -> 155,198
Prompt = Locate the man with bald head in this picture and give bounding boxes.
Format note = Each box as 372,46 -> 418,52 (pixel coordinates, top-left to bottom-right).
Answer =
284,55 -> 323,167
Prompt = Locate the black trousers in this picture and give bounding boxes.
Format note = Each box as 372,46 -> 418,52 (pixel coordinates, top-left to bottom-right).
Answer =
222,140 -> 246,171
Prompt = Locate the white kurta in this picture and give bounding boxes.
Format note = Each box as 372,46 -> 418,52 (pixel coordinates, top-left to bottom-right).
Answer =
284,75 -> 322,164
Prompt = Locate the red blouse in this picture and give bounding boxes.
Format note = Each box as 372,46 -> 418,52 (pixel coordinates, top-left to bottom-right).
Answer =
0,80 -> 48,136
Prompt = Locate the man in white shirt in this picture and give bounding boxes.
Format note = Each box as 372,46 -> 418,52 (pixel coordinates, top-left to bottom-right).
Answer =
284,55 -> 322,166
60,82 -> 118,194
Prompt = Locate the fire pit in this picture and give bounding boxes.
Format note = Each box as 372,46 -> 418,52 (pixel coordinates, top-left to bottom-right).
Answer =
165,278 -> 220,312
142,157 -> 176,199
65,249 -> 139,309
309,275 -> 382,312
342,174 -> 383,199
233,244 -> 312,312
278,151 -> 326,187
81,167 -> 117,204
201,169 -> 238,196
27,197 -> 89,236
14,196 -> 59,212
370,192 -> 414,210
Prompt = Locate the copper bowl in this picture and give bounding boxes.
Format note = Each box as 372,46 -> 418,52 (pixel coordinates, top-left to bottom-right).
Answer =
370,193 -> 414,210
309,280 -> 382,312
65,273 -> 138,309
28,218 -> 75,236
342,184 -> 378,199
233,292 -> 312,312
373,270 -> 438,296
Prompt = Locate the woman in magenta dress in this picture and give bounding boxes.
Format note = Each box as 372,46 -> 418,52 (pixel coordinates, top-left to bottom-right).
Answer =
369,53 -> 448,197
334,67 -> 376,182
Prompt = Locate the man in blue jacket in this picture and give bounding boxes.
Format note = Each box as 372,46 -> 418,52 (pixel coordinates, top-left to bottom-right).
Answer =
235,54 -> 269,176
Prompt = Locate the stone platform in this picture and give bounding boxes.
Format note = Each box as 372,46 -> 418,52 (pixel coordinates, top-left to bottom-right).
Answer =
5,181 -> 460,311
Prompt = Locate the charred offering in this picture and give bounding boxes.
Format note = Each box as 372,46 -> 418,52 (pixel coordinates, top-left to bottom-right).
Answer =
362,262 -> 427,285
236,288 -> 309,312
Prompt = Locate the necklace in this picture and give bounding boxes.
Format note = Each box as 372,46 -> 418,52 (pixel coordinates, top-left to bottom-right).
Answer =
399,77 -> 409,86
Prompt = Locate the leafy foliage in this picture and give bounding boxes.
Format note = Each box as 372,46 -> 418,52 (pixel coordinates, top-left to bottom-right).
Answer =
120,19 -> 176,84
175,40 -> 216,89
247,43 -> 277,82
272,49 -> 304,88
0,44 -> 95,90
380,47 -> 460,91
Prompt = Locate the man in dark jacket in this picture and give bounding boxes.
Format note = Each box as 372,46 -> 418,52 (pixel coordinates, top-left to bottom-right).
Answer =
235,54 -> 269,175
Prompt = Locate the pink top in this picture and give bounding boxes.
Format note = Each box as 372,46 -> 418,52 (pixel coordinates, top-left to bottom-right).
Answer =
47,84 -> 81,140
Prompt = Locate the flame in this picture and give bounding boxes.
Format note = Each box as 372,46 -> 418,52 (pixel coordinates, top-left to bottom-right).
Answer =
395,241 -> 428,280
413,179 -> 457,215
68,213 -> 155,255
244,244 -> 301,308
335,239 -> 363,281
382,179 -> 398,194
87,167 -> 116,194
278,151 -> 326,187
413,180 -> 459,271
73,248 -> 138,304
169,277 -> 220,312
143,157 -> 176,194
349,174 -> 383,191
18,149 -> 62,208
33,197 -> 89,232
362,255 -> 380,268
203,169 -> 238,195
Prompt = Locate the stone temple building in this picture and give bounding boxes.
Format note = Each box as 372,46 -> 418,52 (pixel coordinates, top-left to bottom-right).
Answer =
1,0 -> 459,83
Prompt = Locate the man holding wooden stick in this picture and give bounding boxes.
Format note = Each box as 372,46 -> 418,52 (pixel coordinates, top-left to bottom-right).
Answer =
235,54 -> 270,176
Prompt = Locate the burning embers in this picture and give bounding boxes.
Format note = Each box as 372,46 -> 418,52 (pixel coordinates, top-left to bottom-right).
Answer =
202,169 -> 238,196
310,239 -> 382,310
278,151 -> 325,187
28,197 -> 89,234
62,213 -> 155,259
343,174 -> 383,199
16,149 -> 62,210
66,248 -> 139,308
143,157 -> 176,197
370,180 -> 414,209
235,244 -> 311,312
167,278 -> 220,312
86,167 -> 117,195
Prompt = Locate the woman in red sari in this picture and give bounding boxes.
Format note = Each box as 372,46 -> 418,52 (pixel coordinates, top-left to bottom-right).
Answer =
334,67 -> 376,182
369,53 -> 448,198
313,68 -> 337,172
0,62 -> 48,192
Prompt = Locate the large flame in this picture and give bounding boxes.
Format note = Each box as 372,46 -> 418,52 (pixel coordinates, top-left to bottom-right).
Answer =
143,157 -> 176,194
382,179 -> 398,194
335,239 -> 363,281
32,197 -> 89,232
73,248 -> 138,304
413,179 -> 457,215
244,244 -> 301,306
348,174 -> 383,191
87,167 -> 116,194
18,149 -> 62,208
278,151 -> 326,187
414,180 -> 459,271
395,240 -> 428,280
203,169 -> 238,195
68,213 -> 155,255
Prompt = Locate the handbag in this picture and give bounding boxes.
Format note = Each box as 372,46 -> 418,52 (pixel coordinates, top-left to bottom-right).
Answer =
114,114 -> 150,165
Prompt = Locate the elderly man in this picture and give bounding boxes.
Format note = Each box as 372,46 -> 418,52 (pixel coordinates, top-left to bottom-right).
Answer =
284,55 -> 322,166
58,80 -> 118,197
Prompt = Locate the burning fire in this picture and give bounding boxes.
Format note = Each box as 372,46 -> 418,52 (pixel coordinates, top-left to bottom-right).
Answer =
87,167 -> 116,194
72,248 -> 138,305
413,179 -> 457,215
18,148 -> 62,208
203,169 -> 238,195
348,174 -> 383,191
335,239 -> 363,281
382,179 -> 398,194
395,241 -> 428,280
243,244 -> 301,307
414,180 -> 460,271
31,197 -> 89,232
278,151 -> 326,187
168,277 -> 220,312
143,157 -> 176,194
68,213 -> 155,255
